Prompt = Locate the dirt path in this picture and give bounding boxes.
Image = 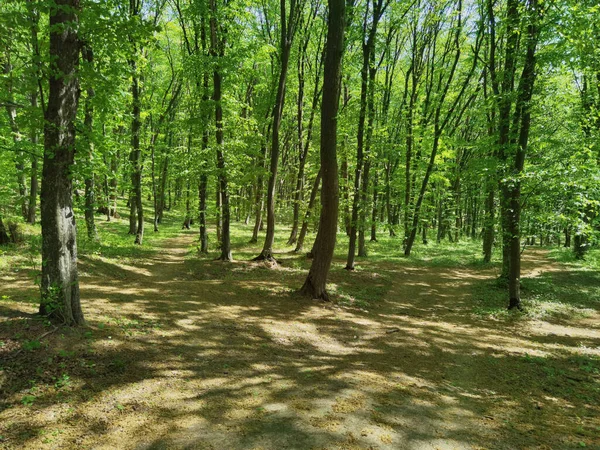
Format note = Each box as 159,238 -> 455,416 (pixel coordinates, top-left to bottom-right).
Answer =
1,234 -> 599,449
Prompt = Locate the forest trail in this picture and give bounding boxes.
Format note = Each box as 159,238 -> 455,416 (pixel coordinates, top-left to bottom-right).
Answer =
1,233 -> 599,450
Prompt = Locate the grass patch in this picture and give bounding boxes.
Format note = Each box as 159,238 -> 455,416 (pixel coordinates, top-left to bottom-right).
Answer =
549,246 -> 600,271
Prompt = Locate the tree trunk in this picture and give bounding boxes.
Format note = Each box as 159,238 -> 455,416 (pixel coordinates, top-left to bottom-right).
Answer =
288,29 -> 323,246
300,0 -> 345,299
198,173 -> 208,253
346,1 -> 384,269
295,169 -> 321,253
129,52 -> 143,244
483,186 -> 494,263
257,0 -> 299,261
563,227 -> 571,248
210,0 -> 231,261
40,0 -> 84,325
28,93 -> 39,224
0,217 -> 10,245
250,138 -> 267,244
341,148 -> 351,235
82,45 -> 97,240
2,55 -> 29,220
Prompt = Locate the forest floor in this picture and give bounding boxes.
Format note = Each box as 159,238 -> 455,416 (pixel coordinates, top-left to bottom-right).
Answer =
0,219 -> 599,449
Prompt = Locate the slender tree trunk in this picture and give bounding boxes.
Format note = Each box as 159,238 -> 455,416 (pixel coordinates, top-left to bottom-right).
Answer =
371,175 -> 378,242
563,227 -> 571,248
257,0 -> 299,261
215,180 -> 222,245
250,138 -> 268,244
295,169 -> 321,253
2,56 -> 29,220
0,217 -> 10,245
82,46 -> 97,240
404,129 -> 441,256
341,147 -> 351,235
28,92 -> 39,224
506,0 -> 542,310
198,173 -> 208,253
483,187 -> 495,263
288,43 -> 306,246
300,0 -> 345,299
151,136 -> 159,232
346,1 -> 384,269
128,49 -> 144,244
27,0 -> 42,224
210,0 -> 231,261
288,27 -> 323,245
40,0 -> 84,325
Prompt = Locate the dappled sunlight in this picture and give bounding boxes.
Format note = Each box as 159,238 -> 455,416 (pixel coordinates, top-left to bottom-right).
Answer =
1,233 -> 599,449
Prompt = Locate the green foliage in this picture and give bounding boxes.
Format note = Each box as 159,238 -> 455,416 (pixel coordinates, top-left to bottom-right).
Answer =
21,339 -> 42,351
54,373 -> 71,389
21,395 -> 36,406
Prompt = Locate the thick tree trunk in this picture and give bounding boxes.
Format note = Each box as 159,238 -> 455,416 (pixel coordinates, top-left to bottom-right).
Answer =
300,0 -> 344,299
40,0 -> 84,325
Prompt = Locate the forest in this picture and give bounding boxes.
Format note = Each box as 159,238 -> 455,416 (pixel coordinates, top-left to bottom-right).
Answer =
0,0 -> 599,448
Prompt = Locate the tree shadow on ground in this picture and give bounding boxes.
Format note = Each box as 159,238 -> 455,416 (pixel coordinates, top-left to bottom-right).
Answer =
0,234 -> 598,449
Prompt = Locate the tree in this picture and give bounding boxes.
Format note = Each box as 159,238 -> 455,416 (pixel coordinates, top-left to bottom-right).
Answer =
485,0 -> 545,309
299,0 -> 346,299
345,0 -> 388,270
40,0 -> 84,325
255,0 -> 304,262
210,0 -> 233,261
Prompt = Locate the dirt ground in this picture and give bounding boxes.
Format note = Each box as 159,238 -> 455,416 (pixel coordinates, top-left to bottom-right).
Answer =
1,230 -> 599,449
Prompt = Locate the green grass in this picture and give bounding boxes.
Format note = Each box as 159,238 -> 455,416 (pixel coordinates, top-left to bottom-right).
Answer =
549,246 -> 600,271
472,245 -> 600,321
0,199 -> 186,278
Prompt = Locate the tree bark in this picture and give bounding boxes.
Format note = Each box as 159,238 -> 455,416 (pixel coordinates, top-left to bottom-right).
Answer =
210,0 -> 231,261
28,92 -> 39,224
346,0 -> 385,269
483,186 -> 495,263
2,54 -> 29,220
40,0 -> 84,325
295,169 -> 321,253
257,0 -> 301,261
82,45 -> 97,240
300,0 -> 345,300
